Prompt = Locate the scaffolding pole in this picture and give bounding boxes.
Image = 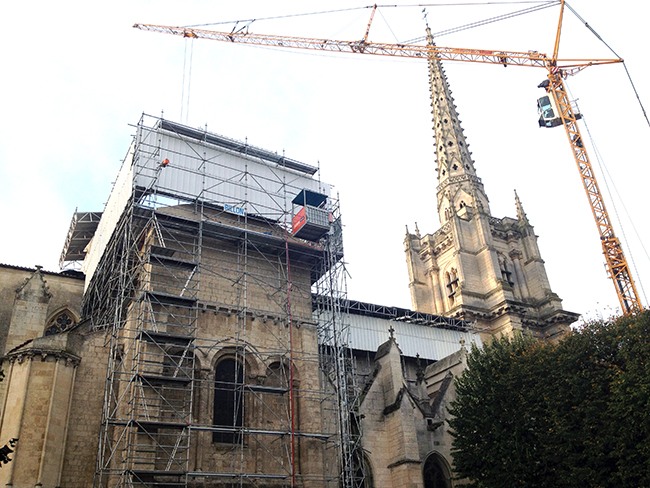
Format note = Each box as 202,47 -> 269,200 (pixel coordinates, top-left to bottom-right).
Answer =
84,114 -> 359,488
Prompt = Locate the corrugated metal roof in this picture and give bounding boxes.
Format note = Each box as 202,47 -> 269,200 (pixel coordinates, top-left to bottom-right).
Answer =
346,312 -> 481,361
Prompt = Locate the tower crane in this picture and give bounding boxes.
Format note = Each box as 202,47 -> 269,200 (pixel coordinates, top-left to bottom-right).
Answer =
134,1 -> 641,314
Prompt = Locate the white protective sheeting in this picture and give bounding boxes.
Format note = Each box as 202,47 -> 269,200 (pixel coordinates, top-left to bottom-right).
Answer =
82,143 -> 135,288
82,119 -> 330,289
346,312 -> 481,360
134,125 -> 329,221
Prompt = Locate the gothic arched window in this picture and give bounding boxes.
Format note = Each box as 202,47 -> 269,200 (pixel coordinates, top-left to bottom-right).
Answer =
44,310 -> 76,336
213,358 -> 244,443
355,452 -> 374,488
423,453 -> 451,488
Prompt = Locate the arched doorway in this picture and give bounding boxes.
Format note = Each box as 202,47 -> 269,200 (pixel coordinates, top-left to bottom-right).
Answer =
423,452 -> 451,488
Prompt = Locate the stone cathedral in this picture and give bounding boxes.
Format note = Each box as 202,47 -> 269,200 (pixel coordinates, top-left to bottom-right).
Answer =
0,30 -> 580,488
405,29 -> 578,342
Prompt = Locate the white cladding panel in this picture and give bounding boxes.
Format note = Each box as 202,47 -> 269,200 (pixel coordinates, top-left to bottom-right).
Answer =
346,313 -> 481,361
83,123 -> 330,289
82,143 -> 135,288
134,129 -> 330,220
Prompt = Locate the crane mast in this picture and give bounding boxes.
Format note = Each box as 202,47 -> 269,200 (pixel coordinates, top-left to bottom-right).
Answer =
134,5 -> 641,313
546,73 -> 640,313
544,0 -> 640,313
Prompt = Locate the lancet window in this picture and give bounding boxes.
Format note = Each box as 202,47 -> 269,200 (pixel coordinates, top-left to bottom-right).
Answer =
213,358 -> 244,443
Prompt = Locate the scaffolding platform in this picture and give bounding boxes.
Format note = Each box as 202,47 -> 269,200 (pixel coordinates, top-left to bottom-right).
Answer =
84,114 -> 361,488
59,211 -> 103,268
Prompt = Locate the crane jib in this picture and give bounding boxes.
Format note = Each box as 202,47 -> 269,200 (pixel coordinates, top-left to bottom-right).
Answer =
132,19 -> 638,314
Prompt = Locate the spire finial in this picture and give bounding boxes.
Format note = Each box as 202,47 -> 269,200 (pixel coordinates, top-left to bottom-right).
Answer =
388,325 -> 395,341
415,222 -> 421,238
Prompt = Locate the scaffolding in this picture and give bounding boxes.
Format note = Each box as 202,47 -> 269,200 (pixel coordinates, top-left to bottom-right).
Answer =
83,114 -> 363,487
311,199 -> 366,488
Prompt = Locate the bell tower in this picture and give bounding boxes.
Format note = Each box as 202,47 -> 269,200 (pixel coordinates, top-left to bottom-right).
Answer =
405,28 -> 578,340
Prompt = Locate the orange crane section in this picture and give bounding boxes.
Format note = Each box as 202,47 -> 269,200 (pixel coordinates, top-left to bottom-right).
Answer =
134,2 -> 641,313
133,22 -> 619,71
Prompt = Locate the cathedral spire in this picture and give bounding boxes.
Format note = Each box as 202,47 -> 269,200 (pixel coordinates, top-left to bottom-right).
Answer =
427,27 -> 490,223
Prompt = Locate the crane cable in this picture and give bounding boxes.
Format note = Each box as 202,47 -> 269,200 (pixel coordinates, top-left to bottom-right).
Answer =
403,0 -> 559,42
180,37 -> 194,124
570,89 -> 650,307
185,6 -> 373,29
564,2 -> 650,129
586,120 -> 649,307
185,3 -> 557,29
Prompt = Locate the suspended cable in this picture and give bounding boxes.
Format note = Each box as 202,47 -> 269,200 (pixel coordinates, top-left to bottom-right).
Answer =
403,1 -> 558,43
564,2 -> 650,129
185,3 -> 552,29
180,38 -> 194,124
180,38 -> 188,123
380,1 -> 558,6
377,8 -> 401,43
184,6 -> 374,28
328,10 -> 371,40
620,63 -> 650,128
186,39 -> 194,124
577,106 -> 649,307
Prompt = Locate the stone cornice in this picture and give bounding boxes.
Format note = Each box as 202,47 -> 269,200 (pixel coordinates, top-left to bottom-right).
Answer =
524,256 -> 545,266
436,174 -> 483,193
0,263 -> 85,280
2,348 -> 81,367
448,297 -> 578,329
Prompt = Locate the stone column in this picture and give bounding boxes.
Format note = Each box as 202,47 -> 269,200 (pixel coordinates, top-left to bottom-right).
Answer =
510,250 -> 530,299
0,349 -> 80,487
429,266 -> 444,314
193,368 -> 213,472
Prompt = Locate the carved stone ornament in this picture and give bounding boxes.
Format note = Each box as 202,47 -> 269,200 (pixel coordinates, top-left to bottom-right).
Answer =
3,348 -> 81,367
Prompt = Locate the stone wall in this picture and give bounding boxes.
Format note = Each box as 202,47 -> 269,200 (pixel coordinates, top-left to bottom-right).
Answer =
0,265 -> 84,355
0,335 -> 82,487
59,329 -> 109,487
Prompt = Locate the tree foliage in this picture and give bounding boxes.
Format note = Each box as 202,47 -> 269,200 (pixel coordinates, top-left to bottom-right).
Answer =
448,311 -> 650,488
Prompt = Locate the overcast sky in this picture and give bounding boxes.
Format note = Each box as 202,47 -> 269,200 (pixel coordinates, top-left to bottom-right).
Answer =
1,0 -> 648,320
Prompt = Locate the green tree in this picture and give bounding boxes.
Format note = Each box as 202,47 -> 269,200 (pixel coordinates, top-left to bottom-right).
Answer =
607,312 -> 650,487
448,311 -> 650,488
